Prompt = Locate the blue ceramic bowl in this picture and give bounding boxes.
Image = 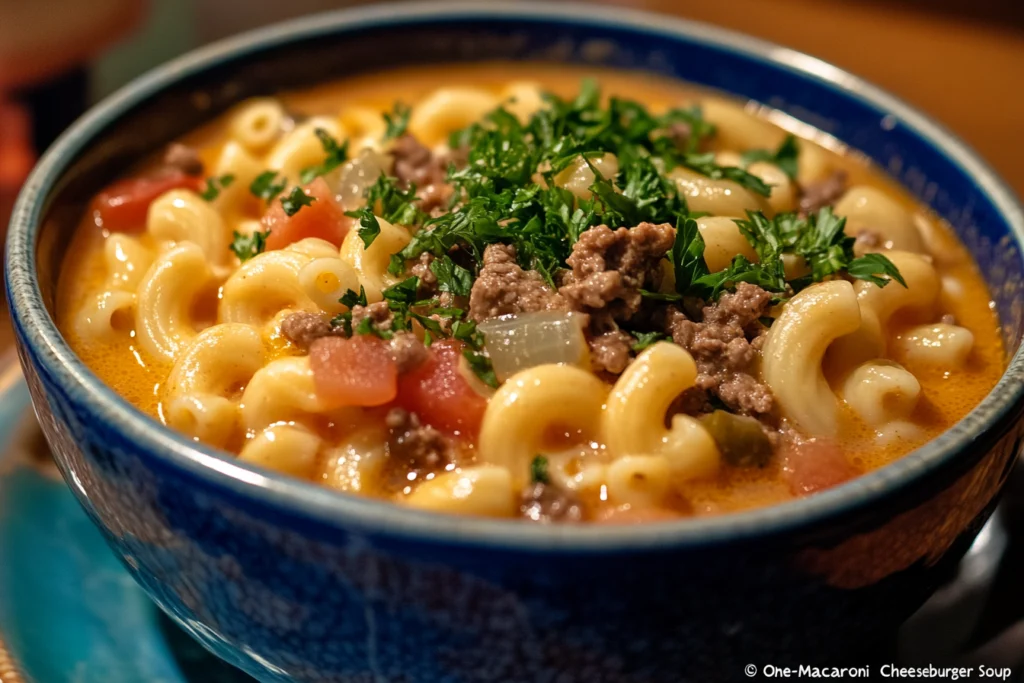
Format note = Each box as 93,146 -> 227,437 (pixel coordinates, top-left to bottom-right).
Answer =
7,3 -> 1024,681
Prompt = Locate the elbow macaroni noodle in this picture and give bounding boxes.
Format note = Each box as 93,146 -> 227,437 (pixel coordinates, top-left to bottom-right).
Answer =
762,280 -> 863,437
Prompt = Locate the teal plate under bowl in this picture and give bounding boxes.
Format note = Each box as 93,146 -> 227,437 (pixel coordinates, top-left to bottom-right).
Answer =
0,368 -> 251,683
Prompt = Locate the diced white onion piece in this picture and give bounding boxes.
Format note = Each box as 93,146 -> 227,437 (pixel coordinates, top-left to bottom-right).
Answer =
479,312 -> 589,382
324,148 -> 394,210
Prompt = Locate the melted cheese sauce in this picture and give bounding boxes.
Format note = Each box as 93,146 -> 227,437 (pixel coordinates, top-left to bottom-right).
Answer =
57,63 -> 1006,518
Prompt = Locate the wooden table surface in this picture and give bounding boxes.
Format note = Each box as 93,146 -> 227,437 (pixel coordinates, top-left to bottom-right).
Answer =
596,0 -> 1024,198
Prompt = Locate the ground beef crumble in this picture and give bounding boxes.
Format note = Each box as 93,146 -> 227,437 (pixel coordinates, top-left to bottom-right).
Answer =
350,301 -> 393,331
798,170 -> 848,215
390,134 -> 456,215
468,244 -> 567,321
519,482 -> 583,523
559,222 -> 675,321
383,408 -> 455,490
280,311 -> 335,350
588,328 -> 635,375
660,282 -> 775,417
389,332 -> 428,373
162,143 -> 204,176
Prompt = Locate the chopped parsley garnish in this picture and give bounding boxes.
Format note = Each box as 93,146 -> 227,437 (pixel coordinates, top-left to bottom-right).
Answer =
200,174 -> 235,201
280,186 -> 316,216
669,206 -> 905,300
299,128 -> 349,184
463,347 -> 499,388
345,174 -> 426,248
230,229 -> 270,262
740,134 -> 800,180
430,255 -> 474,297
639,289 -> 682,302
382,101 -> 412,141
680,152 -> 772,197
530,455 -> 551,485
249,171 -> 287,202
631,331 -> 668,352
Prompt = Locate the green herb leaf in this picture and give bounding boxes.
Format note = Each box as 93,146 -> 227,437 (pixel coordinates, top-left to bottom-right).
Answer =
339,286 -> 368,309
681,153 -> 773,197
639,289 -> 682,302
430,255 -> 474,297
355,315 -> 393,340
200,174 -> 235,201
530,455 -> 551,485
671,217 -> 710,294
280,186 -> 316,217
249,171 -> 287,202
631,331 -> 667,352
229,229 -> 270,262
847,253 -> 907,288
463,348 -> 498,388
383,102 -> 412,141
740,134 -> 800,180
299,128 -> 350,184
347,207 -> 380,248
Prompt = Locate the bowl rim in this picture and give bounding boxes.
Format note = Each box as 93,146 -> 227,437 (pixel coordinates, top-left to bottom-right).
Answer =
7,0 -> 1024,552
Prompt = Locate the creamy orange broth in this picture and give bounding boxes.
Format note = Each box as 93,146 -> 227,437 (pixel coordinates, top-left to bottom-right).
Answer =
57,63 -> 1005,519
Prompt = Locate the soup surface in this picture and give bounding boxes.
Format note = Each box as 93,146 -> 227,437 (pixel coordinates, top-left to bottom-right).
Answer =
58,63 -> 1004,523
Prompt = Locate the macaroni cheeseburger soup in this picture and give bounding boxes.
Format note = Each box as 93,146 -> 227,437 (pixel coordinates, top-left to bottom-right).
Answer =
57,64 -> 1004,523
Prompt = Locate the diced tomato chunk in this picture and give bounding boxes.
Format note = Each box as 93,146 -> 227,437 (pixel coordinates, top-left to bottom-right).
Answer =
90,171 -> 203,232
310,335 -> 398,409
780,439 -> 861,496
262,177 -> 352,250
396,339 -> 488,438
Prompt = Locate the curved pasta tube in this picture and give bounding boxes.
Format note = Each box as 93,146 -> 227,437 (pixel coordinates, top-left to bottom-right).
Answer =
697,216 -> 757,272
500,81 -> 546,123
229,98 -> 286,152
553,153 -> 619,200
841,360 -> 921,427
478,365 -> 609,488
700,98 -> 783,151
669,166 -> 770,216
338,217 -> 411,301
762,280 -> 862,437
286,237 -> 342,261
605,455 -> 672,509
147,190 -> 229,267
209,141 -> 264,215
828,250 -> 941,368
320,425 -> 389,493
135,242 -> 215,361
834,186 -> 926,254
162,323 -> 265,447
164,323 -> 266,398
715,151 -> 794,214
408,87 -> 498,146
239,423 -> 322,478
266,116 -> 345,184
164,393 -> 238,448
603,342 -> 721,482
402,466 -> 516,518
220,246 -> 321,326
72,290 -> 136,342
240,355 -> 355,433
298,257 -> 361,316
338,106 -> 386,152
104,233 -> 154,290
894,323 -> 974,369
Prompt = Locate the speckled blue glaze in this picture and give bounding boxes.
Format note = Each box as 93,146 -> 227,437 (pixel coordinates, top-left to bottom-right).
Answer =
6,3 -> 1024,681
